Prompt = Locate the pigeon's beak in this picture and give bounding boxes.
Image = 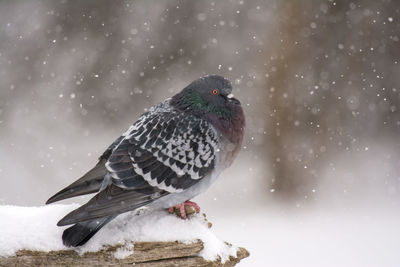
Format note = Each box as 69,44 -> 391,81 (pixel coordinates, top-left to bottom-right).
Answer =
226,93 -> 240,105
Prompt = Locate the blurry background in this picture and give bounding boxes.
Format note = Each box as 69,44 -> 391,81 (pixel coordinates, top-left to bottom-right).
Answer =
1,0 -> 400,266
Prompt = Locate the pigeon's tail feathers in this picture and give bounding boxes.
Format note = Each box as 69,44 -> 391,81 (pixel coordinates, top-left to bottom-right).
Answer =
58,184 -> 167,226
62,215 -> 115,247
46,159 -> 107,204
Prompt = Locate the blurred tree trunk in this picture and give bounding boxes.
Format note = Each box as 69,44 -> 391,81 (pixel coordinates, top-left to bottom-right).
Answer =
262,0 -> 400,201
263,1 -> 310,199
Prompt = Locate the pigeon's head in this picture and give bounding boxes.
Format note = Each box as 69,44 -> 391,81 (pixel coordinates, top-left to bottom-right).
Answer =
171,75 -> 245,144
171,75 -> 242,119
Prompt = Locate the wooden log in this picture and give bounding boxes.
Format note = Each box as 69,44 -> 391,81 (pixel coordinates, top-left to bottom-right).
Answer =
0,210 -> 249,266
0,240 -> 249,267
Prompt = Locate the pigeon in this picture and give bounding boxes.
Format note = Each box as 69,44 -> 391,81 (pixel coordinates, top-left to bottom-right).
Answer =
46,75 -> 245,247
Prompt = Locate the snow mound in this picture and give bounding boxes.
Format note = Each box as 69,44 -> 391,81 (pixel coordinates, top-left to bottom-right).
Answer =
0,204 -> 237,262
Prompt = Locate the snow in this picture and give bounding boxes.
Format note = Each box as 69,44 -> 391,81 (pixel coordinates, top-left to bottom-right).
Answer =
206,208 -> 400,267
0,204 -> 238,262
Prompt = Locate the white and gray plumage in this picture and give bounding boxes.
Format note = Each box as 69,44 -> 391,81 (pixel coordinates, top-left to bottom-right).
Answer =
46,75 -> 245,247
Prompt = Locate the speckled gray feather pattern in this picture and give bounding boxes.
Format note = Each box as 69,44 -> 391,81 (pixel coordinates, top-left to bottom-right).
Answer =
57,99 -> 229,226
106,99 -> 220,193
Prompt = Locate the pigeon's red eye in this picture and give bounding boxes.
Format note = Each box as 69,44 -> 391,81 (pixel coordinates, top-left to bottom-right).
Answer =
212,89 -> 219,95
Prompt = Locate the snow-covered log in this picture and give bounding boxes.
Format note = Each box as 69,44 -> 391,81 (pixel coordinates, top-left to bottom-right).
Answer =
0,240 -> 249,266
0,205 -> 249,266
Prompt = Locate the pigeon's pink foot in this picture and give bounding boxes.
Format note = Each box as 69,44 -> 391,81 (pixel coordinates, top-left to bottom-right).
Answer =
168,200 -> 201,219
183,200 -> 201,212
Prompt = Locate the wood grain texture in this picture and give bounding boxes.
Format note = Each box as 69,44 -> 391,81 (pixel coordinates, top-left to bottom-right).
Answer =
0,240 -> 249,267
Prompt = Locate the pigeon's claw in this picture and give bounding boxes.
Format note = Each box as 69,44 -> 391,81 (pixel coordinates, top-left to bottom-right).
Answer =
183,200 -> 201,212
168,200 -> 201,219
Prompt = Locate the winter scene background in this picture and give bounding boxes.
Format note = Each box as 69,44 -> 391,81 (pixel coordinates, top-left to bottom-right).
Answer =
1,0 -> 400,266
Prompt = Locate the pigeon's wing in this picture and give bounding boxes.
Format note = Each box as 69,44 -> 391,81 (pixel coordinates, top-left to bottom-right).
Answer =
111,107 -> 219,193
46,136 -> 124,204
58,103 -> 219,225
